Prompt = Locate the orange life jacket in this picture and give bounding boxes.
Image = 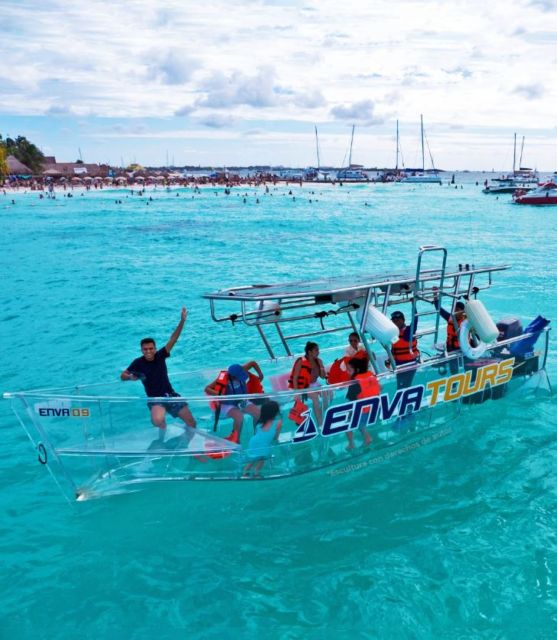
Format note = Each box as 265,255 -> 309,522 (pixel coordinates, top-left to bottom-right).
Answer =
246,372 -> 264,394
328,350 -> 369,385
353,371 -> 380,414
446,316 -> 464,351
355,371 -> 381,399
327,358 -> 350,384
288,398 -> 309,425
352,348 -> 369,362
204,430 -> 239,460
211,370 -> 230,396
208,370 -> 262,410
288,357 -> 312,389
391,328 -> 420,364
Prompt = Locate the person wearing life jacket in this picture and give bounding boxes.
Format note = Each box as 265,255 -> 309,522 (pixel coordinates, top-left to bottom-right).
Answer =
205,361 -> 263,441
432,288 -> 466,374
288,341 -> 327,424
345,358 -> 380,449
344,332 -> 368,359
390,310 -> 420,389
328,333 -> 369,385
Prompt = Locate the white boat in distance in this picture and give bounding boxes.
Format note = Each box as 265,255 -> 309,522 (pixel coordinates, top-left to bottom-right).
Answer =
399,115 -> 442,184
337,125 -> 369,181
483,134 -> 539,194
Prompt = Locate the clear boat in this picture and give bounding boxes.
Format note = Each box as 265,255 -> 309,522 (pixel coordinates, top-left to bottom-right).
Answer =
4,246 -> 551,501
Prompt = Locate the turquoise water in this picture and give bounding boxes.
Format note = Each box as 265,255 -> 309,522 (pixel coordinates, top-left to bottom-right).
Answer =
1,180 -> 556,638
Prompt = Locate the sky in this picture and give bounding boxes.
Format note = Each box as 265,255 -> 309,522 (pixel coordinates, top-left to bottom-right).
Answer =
1,0 -> 556,170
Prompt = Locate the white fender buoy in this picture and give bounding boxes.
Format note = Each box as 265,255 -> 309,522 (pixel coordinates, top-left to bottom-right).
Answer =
357,304 -> 399,345
459,320 -> 487,360
254,300 -> 281,320
465,300 -> 499,343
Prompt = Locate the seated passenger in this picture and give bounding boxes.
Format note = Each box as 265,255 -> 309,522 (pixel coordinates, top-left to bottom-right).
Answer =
345,358 -> 380,450
243,400 -> 282,477
288,341 -> 328,424
328,333 -> 369,384
344,331 -> 368,359
205,362 -> 263,441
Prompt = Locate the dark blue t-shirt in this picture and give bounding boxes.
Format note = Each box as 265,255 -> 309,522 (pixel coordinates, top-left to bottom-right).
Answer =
127,347 -> 176,397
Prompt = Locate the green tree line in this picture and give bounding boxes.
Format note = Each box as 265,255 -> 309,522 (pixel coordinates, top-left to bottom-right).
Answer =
0,135 -> 45,176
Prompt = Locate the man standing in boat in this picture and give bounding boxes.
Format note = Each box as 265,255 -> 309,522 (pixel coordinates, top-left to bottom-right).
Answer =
120,307 -> 196,434
390,310 -> 420,389
432,287 -> 466,374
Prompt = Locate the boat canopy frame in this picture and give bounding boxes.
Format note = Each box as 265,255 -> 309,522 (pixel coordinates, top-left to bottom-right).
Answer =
204,245 -> 510,365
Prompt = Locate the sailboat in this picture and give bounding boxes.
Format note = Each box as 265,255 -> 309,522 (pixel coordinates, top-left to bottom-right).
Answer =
303,126 -> 331,181
482,133 -> 539,194
337,125 -> 369,181
378,120 -> 405,182
399,115 -> 442,184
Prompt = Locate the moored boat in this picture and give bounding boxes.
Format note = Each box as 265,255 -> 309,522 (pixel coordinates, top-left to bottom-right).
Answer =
483,134 -> 539,194
4,246 -> 551,501
399,115 -> 442,185
513,182 -> 557,205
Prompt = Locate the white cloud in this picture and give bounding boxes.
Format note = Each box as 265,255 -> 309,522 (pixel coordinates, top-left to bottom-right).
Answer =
528,0 -> 556,11
330,100 -> 383,125
197,68 -> 281,109
175,104 -> 195,117
513,83 -> 545,100
197,114 -> 238,128
0,0 -> 556,168
146,50 -> 200,85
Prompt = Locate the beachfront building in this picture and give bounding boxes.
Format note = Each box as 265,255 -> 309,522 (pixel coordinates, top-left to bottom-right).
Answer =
6,155 -> 33,178
42,157 -> 110,179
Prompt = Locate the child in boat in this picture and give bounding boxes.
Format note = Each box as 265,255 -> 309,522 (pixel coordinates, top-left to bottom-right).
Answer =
345,357 -> 380,450
205,361 -> 263,441
243,400 -> 282,477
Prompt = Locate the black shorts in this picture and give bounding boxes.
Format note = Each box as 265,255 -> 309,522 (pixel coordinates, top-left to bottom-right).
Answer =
147,393 -> 188,418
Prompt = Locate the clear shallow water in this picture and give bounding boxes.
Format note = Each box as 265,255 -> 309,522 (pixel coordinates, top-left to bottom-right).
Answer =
1,179 -> 556,639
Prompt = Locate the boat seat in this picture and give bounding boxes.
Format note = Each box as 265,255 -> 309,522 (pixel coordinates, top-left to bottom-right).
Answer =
269,372 -> 290,392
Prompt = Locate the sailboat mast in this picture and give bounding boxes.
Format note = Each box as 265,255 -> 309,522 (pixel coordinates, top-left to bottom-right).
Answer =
519,135 -> 525,170
395,120 -> 399,170
512,132 -> 517,174
348,124 -> 355,167
314,125 -> 321,169
420,114 -> 425,172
